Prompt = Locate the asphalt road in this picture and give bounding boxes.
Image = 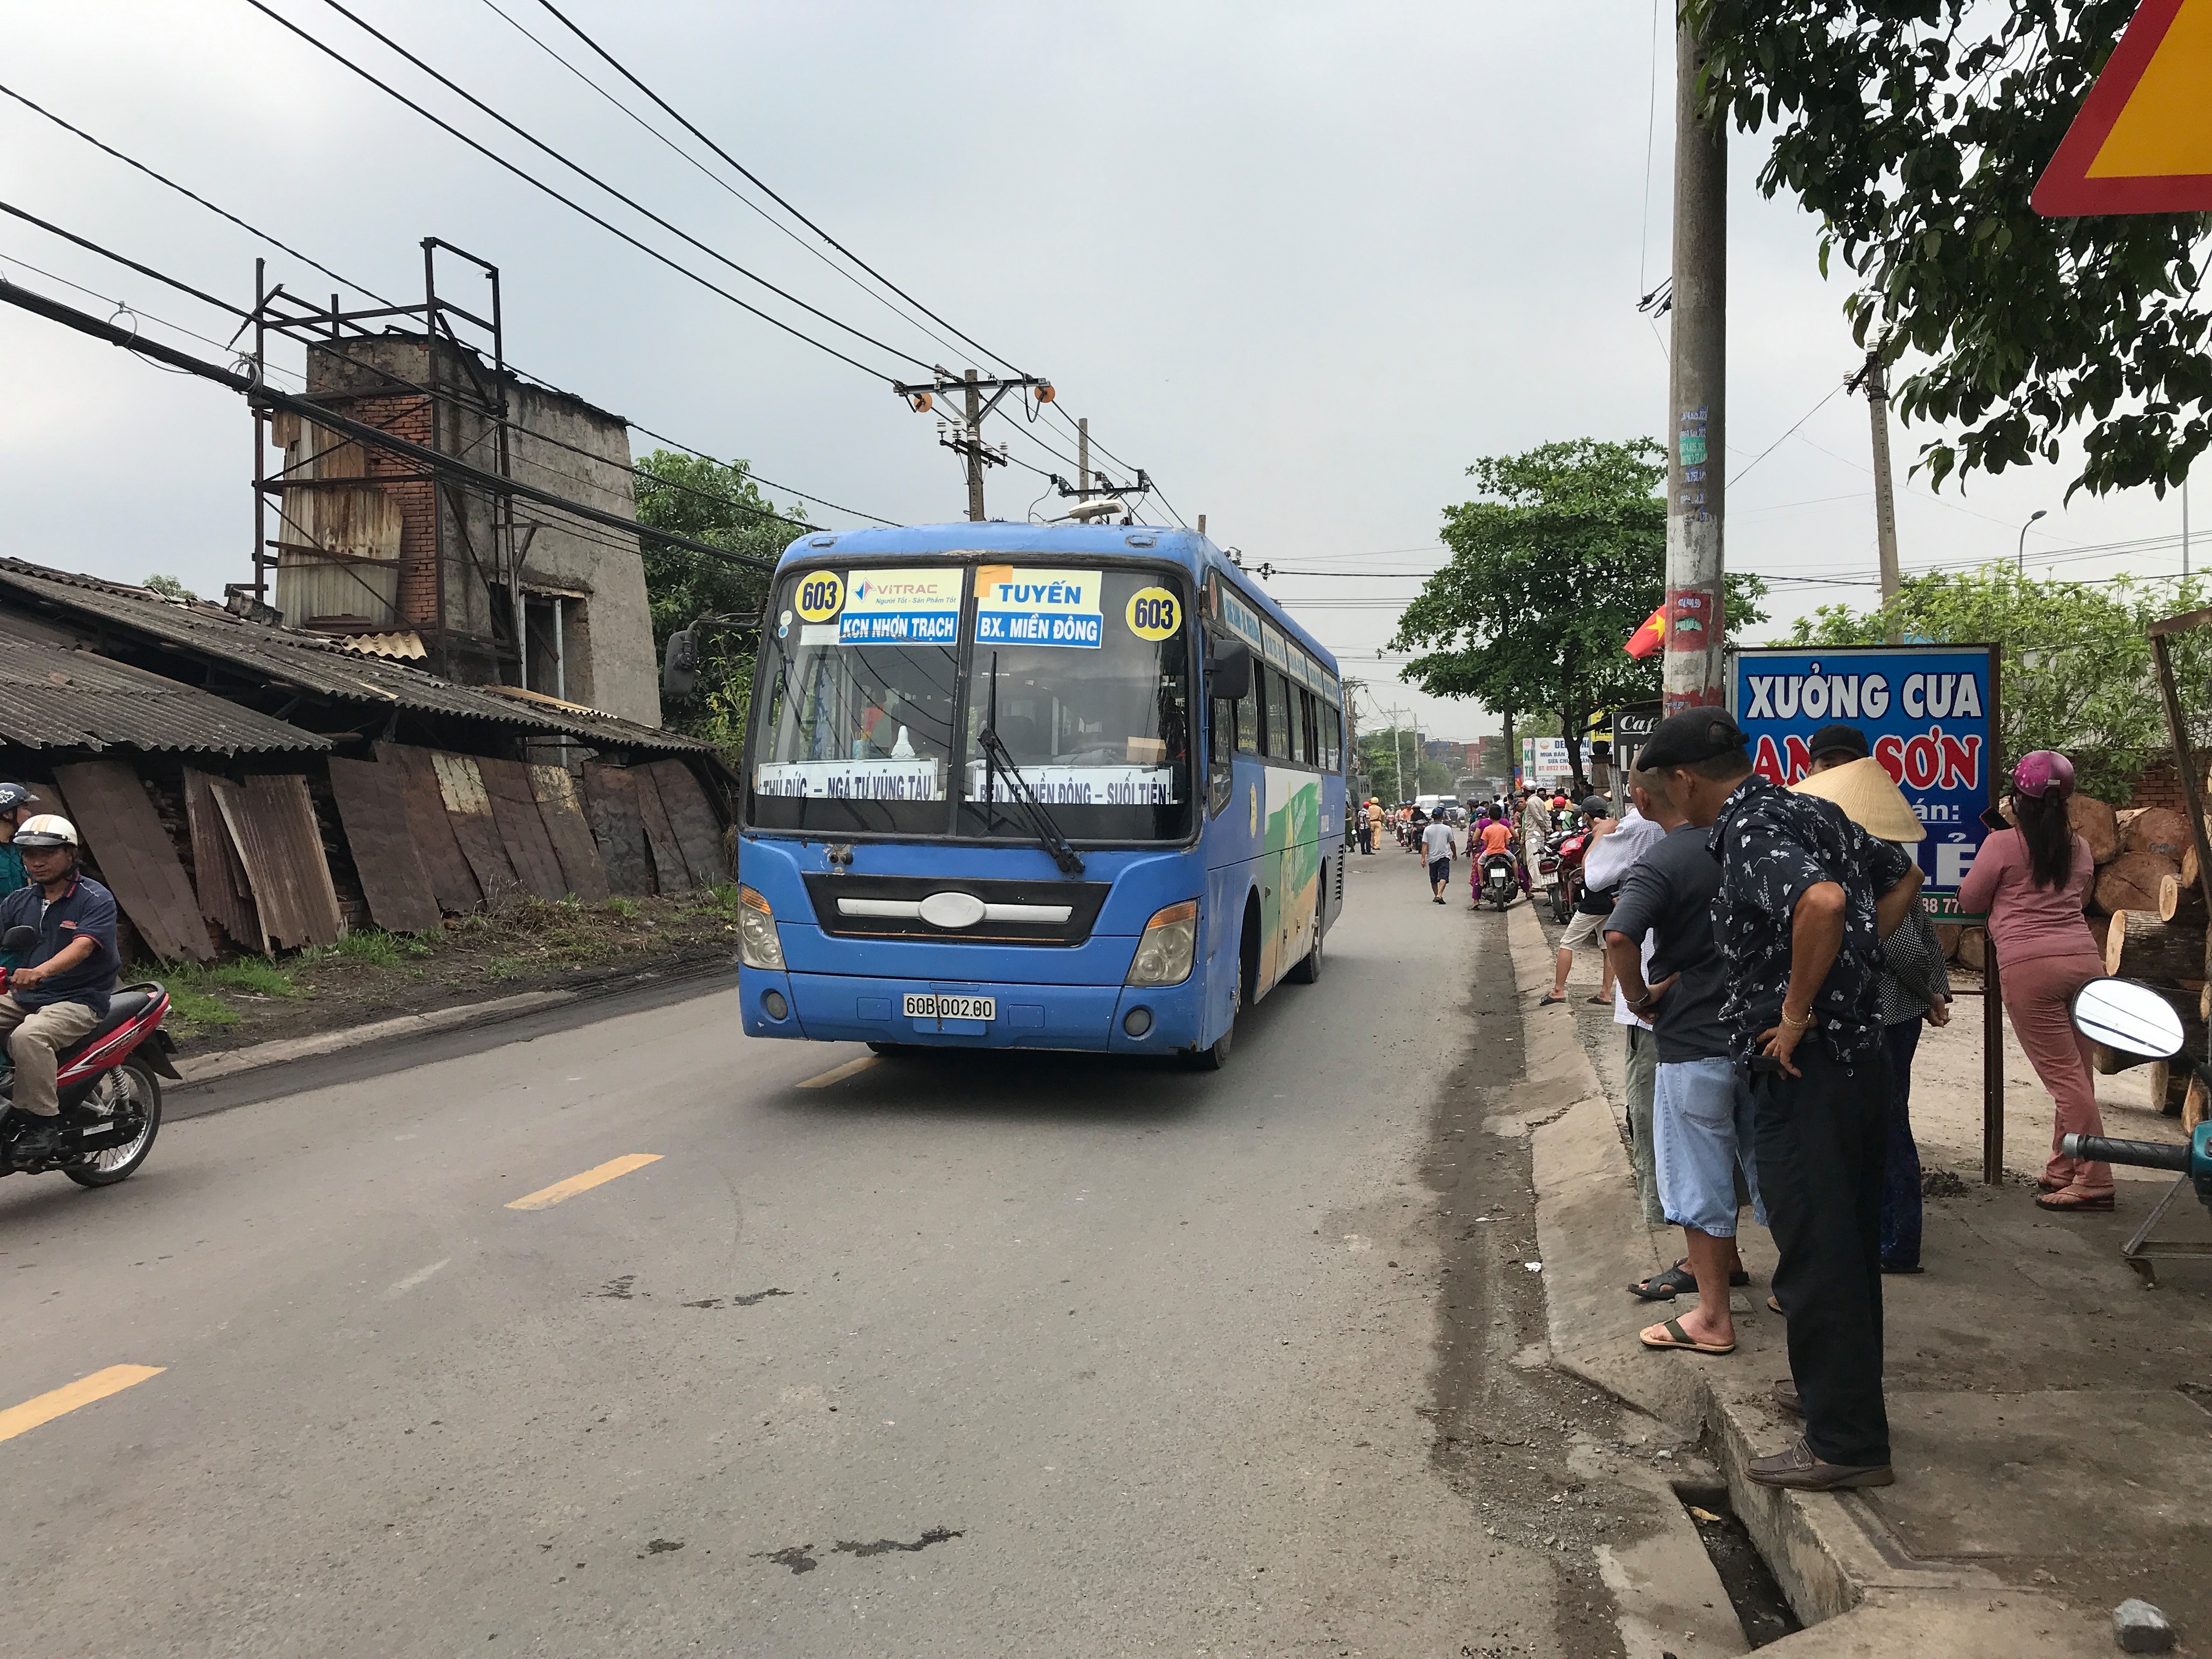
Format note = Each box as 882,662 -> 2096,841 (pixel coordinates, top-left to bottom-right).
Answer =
1,845 -> 1617,1658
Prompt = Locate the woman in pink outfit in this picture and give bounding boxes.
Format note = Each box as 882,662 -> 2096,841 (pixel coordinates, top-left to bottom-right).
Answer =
1957,751 -> 2113,1211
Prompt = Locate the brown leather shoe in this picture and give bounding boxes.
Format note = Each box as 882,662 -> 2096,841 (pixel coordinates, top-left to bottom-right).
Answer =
1746,1437 -> 1892,1490
1772,1379 -> 1802,1418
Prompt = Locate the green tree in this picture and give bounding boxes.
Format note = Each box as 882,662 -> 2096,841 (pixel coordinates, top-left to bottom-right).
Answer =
143,573 -> 197,601
1690,0 -> 2212,499
1781,565 -> 2212,802
1391,438 -> 1767,797
631,451 -> 804,755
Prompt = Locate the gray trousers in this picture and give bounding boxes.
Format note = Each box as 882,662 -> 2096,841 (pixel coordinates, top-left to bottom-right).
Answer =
0,993 -> 101,1115
1624,1025 -> 1664,1227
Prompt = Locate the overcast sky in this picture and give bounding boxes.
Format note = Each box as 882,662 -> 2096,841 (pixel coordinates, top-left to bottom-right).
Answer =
0,1 -> 2197,748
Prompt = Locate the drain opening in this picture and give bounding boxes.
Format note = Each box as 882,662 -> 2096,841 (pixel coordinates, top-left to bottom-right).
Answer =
1674,1483 -> 1802,1648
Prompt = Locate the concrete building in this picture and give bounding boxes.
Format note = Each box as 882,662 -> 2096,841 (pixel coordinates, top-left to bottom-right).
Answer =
269,334 -> 660,727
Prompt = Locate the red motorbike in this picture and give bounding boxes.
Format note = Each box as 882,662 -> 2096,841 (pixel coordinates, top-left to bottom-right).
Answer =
0,924 -> 177,1186
1542,826 -> 1590,924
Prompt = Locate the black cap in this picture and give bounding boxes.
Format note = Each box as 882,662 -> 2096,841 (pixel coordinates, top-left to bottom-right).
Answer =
1636,707 -> 1748,770
1579,795 -> 1615,820
1807,723 -> 1870,764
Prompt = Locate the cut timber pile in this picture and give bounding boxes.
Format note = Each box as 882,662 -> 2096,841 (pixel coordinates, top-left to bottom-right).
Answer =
1956,927 -> 1987,973
2161,872 -> 2208,926
2105,910 -> 2207,983
2126,808 -> 2192,862
2096,852 -> 2179,917
2071,794 -> 2120,866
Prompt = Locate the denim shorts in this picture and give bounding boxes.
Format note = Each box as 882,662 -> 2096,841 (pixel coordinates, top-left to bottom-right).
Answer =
1654,1057 -> 1767,1237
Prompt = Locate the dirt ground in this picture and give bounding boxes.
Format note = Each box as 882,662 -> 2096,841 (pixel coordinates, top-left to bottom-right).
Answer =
144,890 -> 746,1057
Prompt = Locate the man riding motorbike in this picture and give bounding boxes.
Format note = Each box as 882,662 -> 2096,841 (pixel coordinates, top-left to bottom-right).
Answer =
0,815 -> 120,1159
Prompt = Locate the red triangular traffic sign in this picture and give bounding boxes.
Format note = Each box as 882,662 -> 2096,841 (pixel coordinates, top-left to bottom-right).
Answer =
2033,0 -> 2212,215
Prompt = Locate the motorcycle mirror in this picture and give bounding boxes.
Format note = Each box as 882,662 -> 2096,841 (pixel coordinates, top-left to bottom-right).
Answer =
0,924 -> 35,952
1203,632 -> 1252,703
2070,977 -> 2186,1066
662,626 -> 699,703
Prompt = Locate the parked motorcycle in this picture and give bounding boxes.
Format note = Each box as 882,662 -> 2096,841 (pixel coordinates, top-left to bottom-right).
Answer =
1542,826 -> 1590,924
0,925 -> 177,1186
1479,850 -> 1519,912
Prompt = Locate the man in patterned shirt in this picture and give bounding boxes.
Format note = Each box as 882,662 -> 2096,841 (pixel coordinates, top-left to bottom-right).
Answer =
1637,707 -> 1922,1492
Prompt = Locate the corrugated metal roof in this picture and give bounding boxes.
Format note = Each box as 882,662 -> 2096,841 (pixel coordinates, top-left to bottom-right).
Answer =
0,560 -> 711,755
0,640 -> 332,755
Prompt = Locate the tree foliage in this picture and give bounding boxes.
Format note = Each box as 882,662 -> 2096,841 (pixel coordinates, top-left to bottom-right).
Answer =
1356,729 -> 1457,802
1782,565 -> 2212,801
1391,438 -> 1767,796
632,450 -> 803,754
1691,0 -> 2212,500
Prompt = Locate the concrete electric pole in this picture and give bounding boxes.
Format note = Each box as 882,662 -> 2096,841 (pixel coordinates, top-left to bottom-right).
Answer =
1663,13 -> 1728,713
891,368 -> 1052,523
1851,352 -> 1904,641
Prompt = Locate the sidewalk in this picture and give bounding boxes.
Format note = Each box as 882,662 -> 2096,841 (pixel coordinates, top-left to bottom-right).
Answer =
1514,899 -> 2212,1655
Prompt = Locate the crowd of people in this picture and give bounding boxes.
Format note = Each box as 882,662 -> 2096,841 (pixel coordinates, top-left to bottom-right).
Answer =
1527,710 -> 2117,1494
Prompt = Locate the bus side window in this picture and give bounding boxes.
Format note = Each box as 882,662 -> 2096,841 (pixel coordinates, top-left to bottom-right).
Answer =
1208,697 -> 1236,816
1237,667 -> 1261,754
1299,689 -> 1319,768
1265,669 -> 1293,759
1325,703 -> 1342,772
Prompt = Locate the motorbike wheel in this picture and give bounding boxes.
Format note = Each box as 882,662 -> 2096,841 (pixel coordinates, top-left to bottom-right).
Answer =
63,1060 -> 161,1187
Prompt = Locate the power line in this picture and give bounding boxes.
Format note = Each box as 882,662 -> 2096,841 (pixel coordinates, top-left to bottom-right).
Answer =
298,0 -> 937,373
242,0 -> 904,381
473,0 -> 980,373
0,80 -> 394,305
528,0 -> 1025,380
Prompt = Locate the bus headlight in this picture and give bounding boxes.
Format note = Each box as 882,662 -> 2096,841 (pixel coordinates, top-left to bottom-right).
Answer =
737,885 -> 786,970
1125,900 -> 1198,986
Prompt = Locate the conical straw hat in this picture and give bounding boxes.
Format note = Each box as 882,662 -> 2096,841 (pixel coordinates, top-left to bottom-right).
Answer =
1788,755 -> 1925,843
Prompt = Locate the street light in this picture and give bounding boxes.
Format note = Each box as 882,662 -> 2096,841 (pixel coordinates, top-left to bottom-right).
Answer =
2017,509 -> 2048,574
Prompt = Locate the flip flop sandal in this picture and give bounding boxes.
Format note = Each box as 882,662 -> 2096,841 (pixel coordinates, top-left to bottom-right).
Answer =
2035,1189 -> 2116,1212
1537,994 -> 1566,1007
1639,1316 -> 1735,1356
1631,1261 -> 1752,1301
1585,994 -> 1611,1004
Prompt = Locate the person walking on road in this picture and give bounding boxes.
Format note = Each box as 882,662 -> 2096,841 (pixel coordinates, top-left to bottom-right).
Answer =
1606,765 -> 1763,1351
1957,751 -> 2113,1213
1646,708 -> 1922,1494
1797,726 -> 1950,1272
1421,815 -> 1458,904
1519,786 -> 1549,895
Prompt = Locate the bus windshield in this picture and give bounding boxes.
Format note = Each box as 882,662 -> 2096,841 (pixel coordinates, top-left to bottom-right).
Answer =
748,561 -> 1193,842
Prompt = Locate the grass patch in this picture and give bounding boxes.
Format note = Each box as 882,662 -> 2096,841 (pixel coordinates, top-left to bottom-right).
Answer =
606,896 -> 640,920
205,958 -> 305,998
484,955 -> 533,980
300,929 -> 432,970
159,984 -> 239,1036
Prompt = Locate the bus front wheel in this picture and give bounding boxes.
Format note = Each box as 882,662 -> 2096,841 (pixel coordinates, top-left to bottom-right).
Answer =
1184,1023 -> 1233,1071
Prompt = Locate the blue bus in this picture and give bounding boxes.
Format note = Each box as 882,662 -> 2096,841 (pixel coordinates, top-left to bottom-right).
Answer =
731,522 -> 1348,1068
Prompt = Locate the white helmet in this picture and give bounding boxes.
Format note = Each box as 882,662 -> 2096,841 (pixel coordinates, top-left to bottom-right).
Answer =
13,814 -> 79,849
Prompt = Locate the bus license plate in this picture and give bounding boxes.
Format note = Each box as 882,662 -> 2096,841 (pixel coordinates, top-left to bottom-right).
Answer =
904,994 -> 995,1022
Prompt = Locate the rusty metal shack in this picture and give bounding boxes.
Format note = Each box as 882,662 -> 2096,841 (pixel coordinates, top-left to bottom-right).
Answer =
0,557 -> 732,964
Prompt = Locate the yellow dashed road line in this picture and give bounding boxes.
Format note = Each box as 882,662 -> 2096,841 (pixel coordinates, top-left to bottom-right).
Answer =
506,1153 -> 663,1210
0,1364 -> 165,1444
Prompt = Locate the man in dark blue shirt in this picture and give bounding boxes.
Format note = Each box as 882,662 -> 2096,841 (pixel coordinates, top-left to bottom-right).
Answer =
1638,709 -> 1921,1495
0,815 -> 119,1158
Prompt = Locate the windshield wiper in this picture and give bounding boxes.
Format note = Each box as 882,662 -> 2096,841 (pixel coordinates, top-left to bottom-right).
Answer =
979,653 -> 1085,876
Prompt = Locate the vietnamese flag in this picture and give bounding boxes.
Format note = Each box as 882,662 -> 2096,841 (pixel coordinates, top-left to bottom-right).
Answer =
1623,605 -> 1666,659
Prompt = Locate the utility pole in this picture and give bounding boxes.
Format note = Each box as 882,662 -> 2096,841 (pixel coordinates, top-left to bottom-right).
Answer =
1663,12 -> 1728,713
962,370 -> 986,522
1077,417 -> 1089,506
892,368 -> 1052,523
1854,352 -> 1903,640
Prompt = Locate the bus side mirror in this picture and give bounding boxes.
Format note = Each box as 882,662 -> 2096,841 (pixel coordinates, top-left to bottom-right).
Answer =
662,627 -> 699,703
1205,634 -> 1251,703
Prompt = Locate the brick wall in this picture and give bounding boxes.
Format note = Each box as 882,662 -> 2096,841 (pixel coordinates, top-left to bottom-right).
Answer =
347,394 -> 439,628
2127,761 -> 2185,812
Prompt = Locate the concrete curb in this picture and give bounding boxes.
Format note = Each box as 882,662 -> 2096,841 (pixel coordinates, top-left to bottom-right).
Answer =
173,990 -> 576,1085
1511,900 -> 2111,1654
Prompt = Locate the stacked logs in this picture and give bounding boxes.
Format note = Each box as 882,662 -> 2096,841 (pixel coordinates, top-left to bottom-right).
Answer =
1947,792 -> 2210,1121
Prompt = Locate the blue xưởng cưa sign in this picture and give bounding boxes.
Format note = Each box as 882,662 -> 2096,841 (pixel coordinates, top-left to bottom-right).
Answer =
1731,645 -> 2000,918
